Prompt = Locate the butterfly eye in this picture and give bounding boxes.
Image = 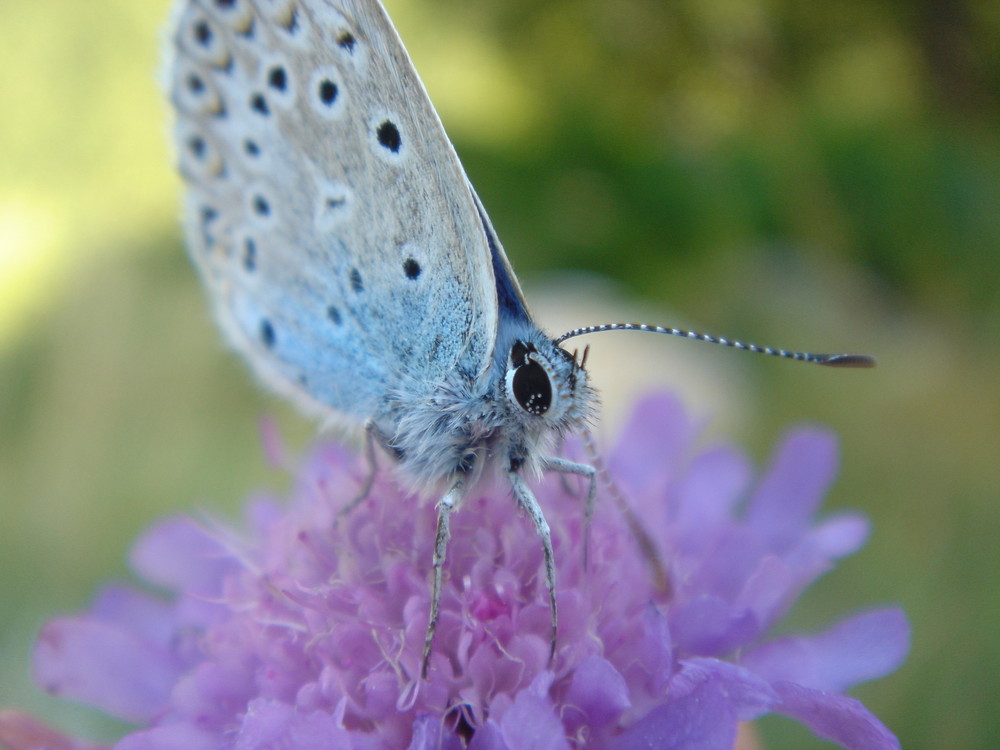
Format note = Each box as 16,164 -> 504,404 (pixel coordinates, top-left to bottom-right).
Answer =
511,359 -> 552,416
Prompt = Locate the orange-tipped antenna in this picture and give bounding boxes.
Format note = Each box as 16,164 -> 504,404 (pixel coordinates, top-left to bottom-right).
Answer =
554,323 -> 876,368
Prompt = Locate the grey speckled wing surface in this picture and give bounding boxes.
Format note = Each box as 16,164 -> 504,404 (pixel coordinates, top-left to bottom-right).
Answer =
168,0 -> 511,424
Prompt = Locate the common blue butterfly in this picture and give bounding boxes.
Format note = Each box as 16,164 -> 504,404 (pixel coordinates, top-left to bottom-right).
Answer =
167,0 -> 872,677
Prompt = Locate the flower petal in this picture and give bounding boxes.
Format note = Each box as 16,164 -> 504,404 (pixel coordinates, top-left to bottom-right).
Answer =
671,595 -> 758,656
736,554 -> 810,631
673,446 -> 751,529
562,656 -> 631,733
746,429 -> 838,550
89,584 -> 176,650
129,517 -> 232,598
234,698 -> 352,750
614,603 -> 674,699
407,713 -> 464,750
499,673 -> 570,750
467,721 -> 507,750
170,660 -> 257,729
675,659 -> 779,721
115,724 -> 218,750
743,608 -> 910,693
607,672 -> 737,750
803,513 -> 870,560
772,682 -> 900,750
33,617 -> 180,723
609,392 -> 696,499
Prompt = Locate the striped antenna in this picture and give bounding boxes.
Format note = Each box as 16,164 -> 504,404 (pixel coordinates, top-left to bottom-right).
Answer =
554,323 -> 876,368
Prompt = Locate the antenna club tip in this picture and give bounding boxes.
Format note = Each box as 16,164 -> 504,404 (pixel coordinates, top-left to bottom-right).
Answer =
820,353 -> 878,368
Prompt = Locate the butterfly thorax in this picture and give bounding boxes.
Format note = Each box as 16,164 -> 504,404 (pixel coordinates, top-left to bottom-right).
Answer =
379,324 -> 595,494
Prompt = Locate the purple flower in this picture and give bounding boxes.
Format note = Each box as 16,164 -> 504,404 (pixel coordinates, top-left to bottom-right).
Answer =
19,392 -> 907,749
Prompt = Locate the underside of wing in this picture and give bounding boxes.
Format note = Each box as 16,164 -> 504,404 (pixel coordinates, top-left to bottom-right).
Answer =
168,0 -> 500,422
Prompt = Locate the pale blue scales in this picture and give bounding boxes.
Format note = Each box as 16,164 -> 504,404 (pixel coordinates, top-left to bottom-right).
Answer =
171,0 -> 502,425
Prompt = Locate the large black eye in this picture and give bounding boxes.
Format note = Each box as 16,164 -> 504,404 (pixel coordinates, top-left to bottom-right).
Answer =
512,359 -> 552,416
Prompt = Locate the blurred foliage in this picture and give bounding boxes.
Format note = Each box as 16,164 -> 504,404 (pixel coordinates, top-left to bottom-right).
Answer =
1,0 -> 998,748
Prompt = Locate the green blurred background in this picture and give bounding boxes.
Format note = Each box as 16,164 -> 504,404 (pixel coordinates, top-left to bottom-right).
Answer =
1,0 -> 998,747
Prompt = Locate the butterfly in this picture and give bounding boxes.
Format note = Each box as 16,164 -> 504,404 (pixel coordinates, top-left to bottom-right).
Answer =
167,0 -> 873,677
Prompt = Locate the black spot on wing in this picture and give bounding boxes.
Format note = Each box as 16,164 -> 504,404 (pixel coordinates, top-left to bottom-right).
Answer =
193,19 -> 213,47
260,319 -> 275,349
403,258 -> 421,279
252,194 -> 270,216
250,92 -> 269,116
318,79 -> 338,106
199,205 -> 219,247
337,32 -> 356,52
187,135 -> 207,160
376,120 -> 401,153
243,237 -> 257,271
268,66 -> 287,92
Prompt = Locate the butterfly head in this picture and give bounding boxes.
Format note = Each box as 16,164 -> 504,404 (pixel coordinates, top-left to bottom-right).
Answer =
504,337 -> 594,435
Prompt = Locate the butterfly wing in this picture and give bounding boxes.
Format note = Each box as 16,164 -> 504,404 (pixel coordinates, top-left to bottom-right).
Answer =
168,0 -> 504,424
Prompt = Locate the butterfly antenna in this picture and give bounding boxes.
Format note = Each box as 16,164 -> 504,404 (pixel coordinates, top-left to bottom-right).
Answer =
555,323 -> 875,368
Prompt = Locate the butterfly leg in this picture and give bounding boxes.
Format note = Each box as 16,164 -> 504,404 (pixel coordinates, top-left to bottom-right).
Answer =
337,421 -> 391,523
507,469 -> 559,665
580,430 -> 671,596
543,456 -> 597,570
550,437 -> 580,497
421,479 -> 464,678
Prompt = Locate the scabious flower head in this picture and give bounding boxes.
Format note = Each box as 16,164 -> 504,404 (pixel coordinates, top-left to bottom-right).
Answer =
21,392 -> 907,749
